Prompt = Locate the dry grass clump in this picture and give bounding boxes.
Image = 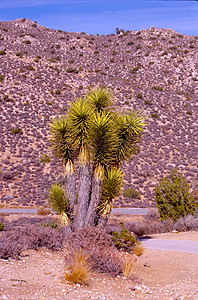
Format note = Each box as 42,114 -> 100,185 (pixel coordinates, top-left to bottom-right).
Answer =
133,240 -> 144,256
65,250 -> 93,285
122,254 -> 135,277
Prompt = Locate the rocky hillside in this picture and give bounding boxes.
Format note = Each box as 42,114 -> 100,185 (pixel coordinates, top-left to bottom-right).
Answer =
0,18 -> 197,208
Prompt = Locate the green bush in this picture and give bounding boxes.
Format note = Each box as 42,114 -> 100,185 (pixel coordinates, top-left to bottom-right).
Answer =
0,75 -> 5,82
40,154 -> 51,163
155,169 -> 196,221
23,40 -> 31,44
152,86 -> 163,91
0,50 -> 6,55
151,113 -> 158,119
0,223 -> 4,231
11,127 -> 23,135
112,222 -> 136,252
123,188 -> 141,199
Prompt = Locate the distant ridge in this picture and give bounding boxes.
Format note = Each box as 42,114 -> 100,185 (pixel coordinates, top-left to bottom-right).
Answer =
0,19 -> 197,208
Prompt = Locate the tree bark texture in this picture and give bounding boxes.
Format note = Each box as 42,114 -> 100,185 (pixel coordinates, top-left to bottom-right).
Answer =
98,216 -> 108,227
64,172 -> 76,212
85,176 -> 102,227
74,164 -> 91,229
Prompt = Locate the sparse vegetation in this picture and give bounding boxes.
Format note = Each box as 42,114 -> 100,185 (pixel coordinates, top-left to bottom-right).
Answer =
0,50 -> 6,55
152,86 -> 163,91
151,113 -> 158,119
112,222 -> 136,252
11,127 -> 23,135
0,222 -> 4,231
23,40 -> 31,44
123,188 -> 141,199
0,74 -> 5,82
40,154 -> 51,163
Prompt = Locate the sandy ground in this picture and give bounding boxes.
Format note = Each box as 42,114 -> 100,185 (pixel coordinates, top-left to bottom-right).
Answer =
0,214 -> 198,299
0,234 -> 198,299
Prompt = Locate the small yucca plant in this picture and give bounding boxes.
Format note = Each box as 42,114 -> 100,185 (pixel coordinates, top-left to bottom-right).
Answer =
65,250 -> 93,285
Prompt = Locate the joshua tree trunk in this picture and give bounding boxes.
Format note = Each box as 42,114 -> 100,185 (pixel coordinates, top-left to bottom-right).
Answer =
98,216 -> 108,227
85,175 -> 102,227
74,164 -> 91,229
64,162 -> 76,214
65,173 -> 76,210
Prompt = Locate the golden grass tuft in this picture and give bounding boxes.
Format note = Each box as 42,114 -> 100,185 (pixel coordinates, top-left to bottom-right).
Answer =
133,240 -> 144,256
65,250 -> 93,285
122,253 -> 134,277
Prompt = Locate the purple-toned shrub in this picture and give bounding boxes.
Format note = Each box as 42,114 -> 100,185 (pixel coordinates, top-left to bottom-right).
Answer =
65,226 -> 123,276
0,223 -> 63,259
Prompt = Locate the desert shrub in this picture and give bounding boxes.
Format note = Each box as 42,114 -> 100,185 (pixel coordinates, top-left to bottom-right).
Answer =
11,127 -> 23,134
145,209 -> 160,221
144,100 -> 152,105
55,89 -> 61,95
26,65 -> 35,71
112,222 -> 136,252
123,188 -> 140,199
155,169 -> 196,221
40,154 -> 51,163
0,50 -> 6,55
65,227 -> 123,276
127,41 -> 134,46
135,45 -> 142,50
0,225 -> 63,259
37,207 -> 51,215
48,58 -> 56,63
40,220 -> 59,229
186,111 -> 192,115
65,250 -> 93,285
112,50 -> 118,55
152,85 -> 163,91
137,93 -> 143,99
130,67 -> 139,73
174,214 -> 198,232
16,52 -> 23,58
125,221 -> 146,237
0,222 -> 4,231
66,68 -> 78,73
151,113 -> 158,119
23,40 -> 31,44
0,74 -> 5,82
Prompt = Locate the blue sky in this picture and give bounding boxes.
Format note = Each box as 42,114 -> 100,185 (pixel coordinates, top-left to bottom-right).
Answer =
0,0 -> 197,36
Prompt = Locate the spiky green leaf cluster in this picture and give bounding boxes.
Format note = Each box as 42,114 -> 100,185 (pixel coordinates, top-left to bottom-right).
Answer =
99,167 -> 123,216
48,183 -> 70,214
89,112 -> 118,168
50,117 -> 75,165
86,87 -> 113,113
49,88 -> 146,169
116,111 -> 146,164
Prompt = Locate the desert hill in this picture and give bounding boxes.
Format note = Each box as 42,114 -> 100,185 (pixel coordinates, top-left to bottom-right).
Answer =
0,18 -> 197,208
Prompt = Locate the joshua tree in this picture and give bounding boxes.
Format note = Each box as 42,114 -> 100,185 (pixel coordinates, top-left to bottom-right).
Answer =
49,87 -> 146,230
